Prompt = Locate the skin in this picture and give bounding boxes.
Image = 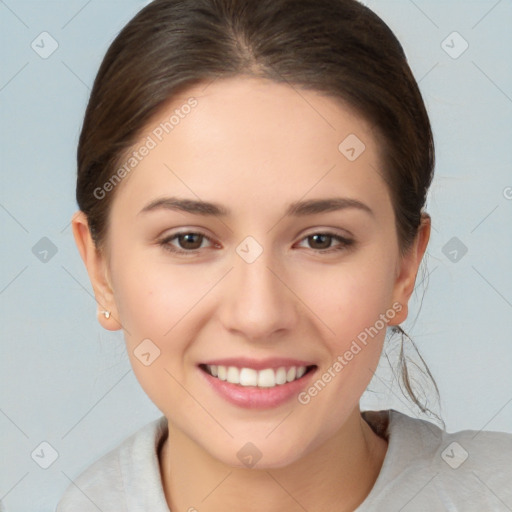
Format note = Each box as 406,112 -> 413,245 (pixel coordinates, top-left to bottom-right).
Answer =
73,76 -> 430,512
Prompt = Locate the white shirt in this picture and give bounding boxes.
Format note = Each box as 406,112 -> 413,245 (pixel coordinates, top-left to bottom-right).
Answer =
56,409 -> 512,511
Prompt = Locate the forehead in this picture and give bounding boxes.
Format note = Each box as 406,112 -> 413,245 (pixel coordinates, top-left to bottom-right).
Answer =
111,76 -> 390,218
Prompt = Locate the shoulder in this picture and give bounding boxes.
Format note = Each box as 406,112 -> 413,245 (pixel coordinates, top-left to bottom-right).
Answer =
360,409 -> 512,511
390,409 -> 512,472
56,416 -> 168,512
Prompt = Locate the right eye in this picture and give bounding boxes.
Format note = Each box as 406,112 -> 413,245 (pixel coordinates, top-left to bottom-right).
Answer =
158,231 -> 216,255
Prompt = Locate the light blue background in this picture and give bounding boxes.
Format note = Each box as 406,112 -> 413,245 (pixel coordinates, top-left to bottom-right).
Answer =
1,1 -> 511,510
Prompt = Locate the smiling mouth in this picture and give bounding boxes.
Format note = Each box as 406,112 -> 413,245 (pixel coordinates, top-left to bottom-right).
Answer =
199,363 -> 317,388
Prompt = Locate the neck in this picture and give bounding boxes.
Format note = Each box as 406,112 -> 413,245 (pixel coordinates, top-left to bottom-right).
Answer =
159,407 -> 388,512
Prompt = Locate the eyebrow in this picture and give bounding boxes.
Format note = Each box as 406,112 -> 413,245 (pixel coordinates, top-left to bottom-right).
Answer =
139,196 -> 374,218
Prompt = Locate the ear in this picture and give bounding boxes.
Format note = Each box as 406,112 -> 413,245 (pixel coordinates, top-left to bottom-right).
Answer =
71,211 -> 122,331
388,213 -> 431,325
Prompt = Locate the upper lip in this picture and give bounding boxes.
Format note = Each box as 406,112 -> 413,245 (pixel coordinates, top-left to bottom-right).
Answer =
199,357 -> 317,371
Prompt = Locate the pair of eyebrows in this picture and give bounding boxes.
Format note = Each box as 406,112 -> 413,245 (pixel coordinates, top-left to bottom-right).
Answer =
139,196 -> 375,218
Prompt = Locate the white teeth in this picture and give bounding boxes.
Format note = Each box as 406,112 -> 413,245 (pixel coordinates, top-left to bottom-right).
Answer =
286,367 -> 297,382
226,366 -> 239,384
258,368 -> 276,387
205,364 -> 310,387
239,367 -> 258,386
217,365 -> 227,381
275,367 -> 287,385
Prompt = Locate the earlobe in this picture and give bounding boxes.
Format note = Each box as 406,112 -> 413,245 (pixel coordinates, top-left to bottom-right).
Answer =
389,213 -> 431,326
71,211 -> 122,331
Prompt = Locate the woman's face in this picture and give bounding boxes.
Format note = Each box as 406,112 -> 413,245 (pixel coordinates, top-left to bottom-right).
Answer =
75,76 -> 427,468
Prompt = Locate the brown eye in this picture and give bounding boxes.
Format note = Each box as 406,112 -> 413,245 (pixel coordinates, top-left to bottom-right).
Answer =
176,233 -> 204,250
158,231 -> 214,255
297,232 -> 355,253
307,234 -> 332,250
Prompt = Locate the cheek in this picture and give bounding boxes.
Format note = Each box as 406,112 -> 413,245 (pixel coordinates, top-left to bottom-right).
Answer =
111,268 -> 164,343
110,243 -> 192,340
295,251 -> 397,409
109,250 -> 202,412
305,255 -> 395,344
298,262 -> 395,414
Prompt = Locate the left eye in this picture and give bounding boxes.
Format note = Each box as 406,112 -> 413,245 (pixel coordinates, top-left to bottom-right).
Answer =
296,233 -> 354,252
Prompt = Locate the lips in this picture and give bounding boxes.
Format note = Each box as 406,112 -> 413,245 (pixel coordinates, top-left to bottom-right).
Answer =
198,361 -> 318,409
196,356 -> 318,408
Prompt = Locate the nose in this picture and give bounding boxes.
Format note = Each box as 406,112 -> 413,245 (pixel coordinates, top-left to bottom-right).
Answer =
219,246 -> 299,342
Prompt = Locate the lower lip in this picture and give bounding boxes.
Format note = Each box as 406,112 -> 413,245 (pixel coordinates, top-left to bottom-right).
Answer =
198,366 -> 317,409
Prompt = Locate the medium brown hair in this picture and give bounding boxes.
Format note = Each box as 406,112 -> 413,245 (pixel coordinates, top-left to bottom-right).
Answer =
76,0 -> 442,425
